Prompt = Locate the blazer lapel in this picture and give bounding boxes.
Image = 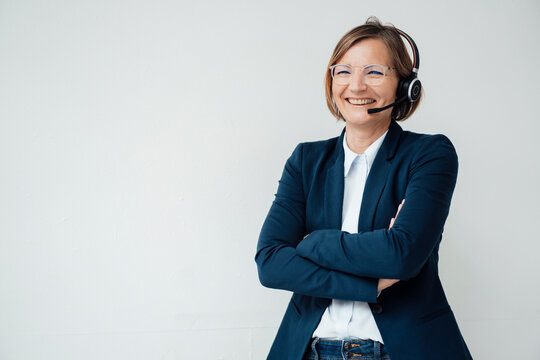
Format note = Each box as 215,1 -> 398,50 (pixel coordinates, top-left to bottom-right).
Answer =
323,122 -> 402,232
323,128 -> 346,230
357,121 -> 403,232
315,122 -> 401,309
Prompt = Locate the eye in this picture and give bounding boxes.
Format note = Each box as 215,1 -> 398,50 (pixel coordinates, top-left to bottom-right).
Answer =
364,64 -> 386,77
333,65 -> 352,76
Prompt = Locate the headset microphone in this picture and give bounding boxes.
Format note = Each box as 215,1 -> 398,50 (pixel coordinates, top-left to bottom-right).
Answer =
368,96 -> 407,114
367,28 -> 422,115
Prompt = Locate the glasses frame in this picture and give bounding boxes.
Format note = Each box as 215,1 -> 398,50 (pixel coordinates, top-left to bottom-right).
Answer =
329,64 -> 396,85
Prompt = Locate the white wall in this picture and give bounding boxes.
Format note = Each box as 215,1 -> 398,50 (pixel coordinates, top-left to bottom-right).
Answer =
1,0 -> 539,358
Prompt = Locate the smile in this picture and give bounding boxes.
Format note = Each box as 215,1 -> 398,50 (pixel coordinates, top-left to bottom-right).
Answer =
346,98 -> 376,105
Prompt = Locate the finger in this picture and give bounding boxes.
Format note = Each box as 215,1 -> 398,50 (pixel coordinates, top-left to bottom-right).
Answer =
389,217 -> 395,229
395,203 -> 403,217
380,278 -> 400,291
397,199 -> 405,212
395,199 -> 405,218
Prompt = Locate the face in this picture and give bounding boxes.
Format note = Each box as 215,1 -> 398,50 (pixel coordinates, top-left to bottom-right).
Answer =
332,38 -> 399,128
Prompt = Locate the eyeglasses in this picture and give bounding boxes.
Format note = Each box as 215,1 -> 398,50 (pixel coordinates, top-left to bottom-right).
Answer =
329,64 -> 395,85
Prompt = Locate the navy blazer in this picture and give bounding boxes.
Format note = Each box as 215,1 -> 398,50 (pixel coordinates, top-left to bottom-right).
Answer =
255,121 -> 473,360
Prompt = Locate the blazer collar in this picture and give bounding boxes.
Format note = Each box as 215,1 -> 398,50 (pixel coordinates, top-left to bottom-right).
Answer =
343,129 -> 388,177
336,120 -> 402,163
323,120 -> 403,231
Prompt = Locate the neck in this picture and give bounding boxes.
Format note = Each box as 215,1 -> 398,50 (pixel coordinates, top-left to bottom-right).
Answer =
345,119 -> 391,154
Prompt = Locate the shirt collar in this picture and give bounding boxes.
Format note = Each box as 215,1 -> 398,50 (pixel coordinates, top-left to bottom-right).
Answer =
343,129 -> 389,177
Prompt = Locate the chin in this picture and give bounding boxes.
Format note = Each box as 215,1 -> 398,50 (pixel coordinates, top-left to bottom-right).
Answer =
344,113 -> 379,126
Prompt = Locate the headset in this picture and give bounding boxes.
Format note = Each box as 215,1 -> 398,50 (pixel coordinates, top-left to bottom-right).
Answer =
367,28 -> 422,114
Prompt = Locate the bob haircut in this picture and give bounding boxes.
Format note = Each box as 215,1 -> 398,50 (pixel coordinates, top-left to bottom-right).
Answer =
325,17 -> 422,121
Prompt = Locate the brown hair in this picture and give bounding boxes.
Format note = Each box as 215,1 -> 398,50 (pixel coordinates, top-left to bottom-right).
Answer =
325,16 -> 422,121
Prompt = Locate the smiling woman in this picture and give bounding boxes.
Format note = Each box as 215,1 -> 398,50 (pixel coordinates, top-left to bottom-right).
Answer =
255,16 -> 473,360
330,38 -> 400,144
324,18 -> 422,126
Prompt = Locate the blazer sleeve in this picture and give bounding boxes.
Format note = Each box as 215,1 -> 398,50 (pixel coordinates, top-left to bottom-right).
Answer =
255,143 -> 379,302
296,135 -> 458,281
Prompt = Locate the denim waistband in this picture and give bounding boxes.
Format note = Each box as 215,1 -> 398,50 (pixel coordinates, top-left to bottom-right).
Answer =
306,337 -> 391,360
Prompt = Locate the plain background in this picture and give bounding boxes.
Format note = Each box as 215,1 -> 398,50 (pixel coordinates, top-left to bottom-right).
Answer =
1,0 -> 539,359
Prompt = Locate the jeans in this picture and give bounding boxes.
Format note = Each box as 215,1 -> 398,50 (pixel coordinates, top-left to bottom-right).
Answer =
303,337 -> 391,360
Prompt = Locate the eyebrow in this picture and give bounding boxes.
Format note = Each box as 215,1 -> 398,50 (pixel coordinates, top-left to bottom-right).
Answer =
338,63 -> 392,68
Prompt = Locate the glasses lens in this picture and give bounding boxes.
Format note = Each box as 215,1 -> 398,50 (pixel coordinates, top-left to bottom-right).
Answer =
332,65 -> 352,85
362,65 -> 385,85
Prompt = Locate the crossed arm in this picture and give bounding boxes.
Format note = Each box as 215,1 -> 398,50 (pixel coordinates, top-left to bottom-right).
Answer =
296,135 -> 458,280
300,200 -> 403,293
256,144 -> 378,302
255,135 -> 458,300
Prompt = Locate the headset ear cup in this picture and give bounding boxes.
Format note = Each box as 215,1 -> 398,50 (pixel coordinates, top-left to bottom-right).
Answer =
396,76 -> 412,101
396,76 -> 422,103
409,78 -> 422,102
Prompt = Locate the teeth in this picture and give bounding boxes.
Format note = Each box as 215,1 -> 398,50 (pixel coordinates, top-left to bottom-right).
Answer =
348,98 -> 375,105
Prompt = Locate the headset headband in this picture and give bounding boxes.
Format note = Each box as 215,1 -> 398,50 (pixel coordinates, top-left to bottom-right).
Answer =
396,28 -> 420,73
367,26 -> 422,113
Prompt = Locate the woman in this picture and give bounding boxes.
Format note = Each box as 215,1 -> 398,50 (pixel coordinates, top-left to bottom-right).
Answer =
255,17 -> 473,360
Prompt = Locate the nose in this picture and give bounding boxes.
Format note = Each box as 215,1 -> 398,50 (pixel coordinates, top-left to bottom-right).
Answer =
347,69 -> 368,92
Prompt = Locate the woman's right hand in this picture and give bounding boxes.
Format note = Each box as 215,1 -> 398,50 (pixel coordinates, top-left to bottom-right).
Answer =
378,199 -> 405,293
388,199 -> 405,229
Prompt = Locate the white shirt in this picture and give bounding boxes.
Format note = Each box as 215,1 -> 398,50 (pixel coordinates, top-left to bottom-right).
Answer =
312,129 -> 388,342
